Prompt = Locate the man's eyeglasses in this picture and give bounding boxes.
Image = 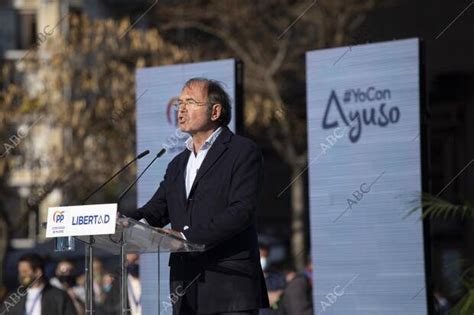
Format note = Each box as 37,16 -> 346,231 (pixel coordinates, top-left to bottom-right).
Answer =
174,99 -> 209,110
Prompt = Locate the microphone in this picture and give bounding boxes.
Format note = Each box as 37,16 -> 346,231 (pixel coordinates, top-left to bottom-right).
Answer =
81,150 -> 150,204
136,150 -> 151,159
117,148 -> 166,203
53,149 -> 149,252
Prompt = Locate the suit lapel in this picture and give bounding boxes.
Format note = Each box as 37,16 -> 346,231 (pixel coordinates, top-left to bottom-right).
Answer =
188,127 -> 233,197
175,150 -> 190,206
17,292 -> 26,314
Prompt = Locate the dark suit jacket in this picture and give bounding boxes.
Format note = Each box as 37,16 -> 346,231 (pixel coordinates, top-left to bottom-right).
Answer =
4,283 -> 77,315
131,126 -> 269,313
100,277 -> 130,315
278,274 -> 313,315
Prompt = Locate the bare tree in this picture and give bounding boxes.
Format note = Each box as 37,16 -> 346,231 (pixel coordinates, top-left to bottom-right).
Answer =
0,14 -> 188,253
0,60 -> 29,289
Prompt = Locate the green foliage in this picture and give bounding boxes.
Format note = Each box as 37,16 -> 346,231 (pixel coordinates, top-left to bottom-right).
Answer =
406,193 -> 474,221
406,193 -> 473,314
449,266 -> 474,315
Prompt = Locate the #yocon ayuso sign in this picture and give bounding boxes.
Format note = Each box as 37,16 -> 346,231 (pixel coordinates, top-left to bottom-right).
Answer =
306,38 -> 428,314
322,86 -> 400,143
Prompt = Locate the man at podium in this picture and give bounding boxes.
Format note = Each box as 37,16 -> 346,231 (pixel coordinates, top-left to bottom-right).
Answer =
129,78 -> 269,314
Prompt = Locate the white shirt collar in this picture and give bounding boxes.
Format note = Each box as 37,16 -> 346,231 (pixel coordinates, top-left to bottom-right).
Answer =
27,283 -> 45,293
185,127 -> 223,153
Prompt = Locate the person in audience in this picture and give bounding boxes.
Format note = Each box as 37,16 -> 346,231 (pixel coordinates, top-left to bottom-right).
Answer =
277,257 -> 313,315
50,258 -> 85,314
260,244 -> 270,273
126,254 -> 141,315
259,245 -> 286,315
433,288 -> 451,315
3,253 -> 76,315
102,254 -> 141,315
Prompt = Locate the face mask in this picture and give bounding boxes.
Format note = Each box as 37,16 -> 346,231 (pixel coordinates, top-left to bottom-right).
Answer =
103,283 -> 112,293
260,258 -> 268,271
127,263 -> 139,278
58,275 -> 76,287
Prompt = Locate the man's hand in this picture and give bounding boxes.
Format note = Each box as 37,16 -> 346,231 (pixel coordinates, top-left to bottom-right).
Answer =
162,228 -> 185,240
116,212 -> 130,228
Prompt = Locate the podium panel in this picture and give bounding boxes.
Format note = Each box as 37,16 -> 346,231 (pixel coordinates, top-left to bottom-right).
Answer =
75,218 -> 205,255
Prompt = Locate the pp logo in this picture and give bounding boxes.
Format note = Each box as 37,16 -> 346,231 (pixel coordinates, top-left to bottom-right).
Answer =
53,211 -> 65,223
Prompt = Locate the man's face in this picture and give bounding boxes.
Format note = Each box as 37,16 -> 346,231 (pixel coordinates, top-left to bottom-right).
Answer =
55,262 -> 74,276
18,262 -> 41,286
93,259 -> 103,274
126,253 -> 139,264
177,83 -> 220,134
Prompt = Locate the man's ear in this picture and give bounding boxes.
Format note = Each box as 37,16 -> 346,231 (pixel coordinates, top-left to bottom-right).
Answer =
210,103 -> 222,121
